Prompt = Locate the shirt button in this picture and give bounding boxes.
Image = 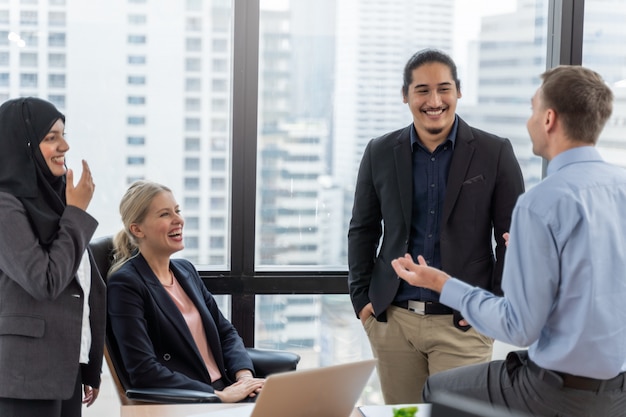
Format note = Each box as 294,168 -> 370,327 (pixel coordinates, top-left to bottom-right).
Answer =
163,354 -> 171,361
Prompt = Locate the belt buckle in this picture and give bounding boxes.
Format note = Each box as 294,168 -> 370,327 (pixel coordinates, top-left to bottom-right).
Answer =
408,300 -> 426,315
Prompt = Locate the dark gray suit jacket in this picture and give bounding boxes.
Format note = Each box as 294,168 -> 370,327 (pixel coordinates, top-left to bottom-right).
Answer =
348,118 -> 525,321
107,254 -> 253,393
0,192 -> 105,399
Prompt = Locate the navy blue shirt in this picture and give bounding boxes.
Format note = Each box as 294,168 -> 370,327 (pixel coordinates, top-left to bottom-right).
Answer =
395,116 -> 458,303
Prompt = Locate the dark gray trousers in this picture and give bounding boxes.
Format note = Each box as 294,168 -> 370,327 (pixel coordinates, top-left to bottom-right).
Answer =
423,351 -> 626,417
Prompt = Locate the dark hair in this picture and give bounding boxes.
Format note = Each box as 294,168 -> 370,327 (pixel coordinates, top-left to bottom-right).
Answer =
540,65 -> 613,144
402,49 -> 460,97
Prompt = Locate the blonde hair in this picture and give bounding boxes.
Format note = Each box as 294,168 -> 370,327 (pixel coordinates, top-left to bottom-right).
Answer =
109,180 -> 172,274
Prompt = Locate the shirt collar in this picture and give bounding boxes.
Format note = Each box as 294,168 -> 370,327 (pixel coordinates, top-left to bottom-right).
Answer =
546,146 -> 604,176
410,115 -> 458,150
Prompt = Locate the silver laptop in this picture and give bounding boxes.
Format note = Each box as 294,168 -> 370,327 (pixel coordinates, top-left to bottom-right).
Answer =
194,359 -> 377,417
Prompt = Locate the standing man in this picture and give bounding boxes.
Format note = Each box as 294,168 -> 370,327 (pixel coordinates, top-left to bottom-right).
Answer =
348,48 -> 525,404
392,65 -> 626,417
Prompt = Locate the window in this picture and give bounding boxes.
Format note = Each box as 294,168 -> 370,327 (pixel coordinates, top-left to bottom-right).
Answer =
20,10 -> 38,25
48,53 -> 66,68
127,136 -> 145,145
20,73 -> 37,87
127,75 -> 146,85
186,17 -> 202,32
184,197 -> 200,210
186,37 -> 202,52
185,157 -> 200,171
185,77 -> 201,91
48,94 -> 65,108
186,57 -> 202,71
48,74 -> 65,88
184,177 -> 200,190
48,33 -> 65,47
128,55 -> 146,65
212,38 -> 227,52
20,52 -> 37,67
583,0 -> 626,171
185,97 -> 201,111
186,0 -> 202,11
185,137 -> 201,151
185,216 -> 199,229
127,96 -> 145,105
20,31 -> 38,47
128,35 -> 146,44
127,156 -> 145,165
127,116 -> 145,125
128,14 -> 147,24
185,117 -> 201,131
48,11 -> 65,26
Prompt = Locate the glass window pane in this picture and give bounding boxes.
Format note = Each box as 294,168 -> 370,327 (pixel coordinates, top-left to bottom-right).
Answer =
256,0 -> 543,269
582,0 -> 626,169
31,1 -> 235,270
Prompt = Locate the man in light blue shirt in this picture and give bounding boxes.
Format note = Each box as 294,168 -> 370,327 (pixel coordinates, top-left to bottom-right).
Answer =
392,65 -> 626,417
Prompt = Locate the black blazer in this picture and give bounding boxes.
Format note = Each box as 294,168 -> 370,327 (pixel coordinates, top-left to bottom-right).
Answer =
348,117 -> 525,321
107,253 -> 254,392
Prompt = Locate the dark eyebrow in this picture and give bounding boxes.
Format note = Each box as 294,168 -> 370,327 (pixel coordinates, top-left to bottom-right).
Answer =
414,81 -> 453,89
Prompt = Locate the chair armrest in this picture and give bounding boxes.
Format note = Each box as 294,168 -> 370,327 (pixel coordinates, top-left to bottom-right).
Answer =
246,347 -> 300,378
126,387 -> 221,403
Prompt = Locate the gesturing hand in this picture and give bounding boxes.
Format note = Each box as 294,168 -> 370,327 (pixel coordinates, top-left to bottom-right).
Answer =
391,254 -> 450,293
66,160 -> 95,211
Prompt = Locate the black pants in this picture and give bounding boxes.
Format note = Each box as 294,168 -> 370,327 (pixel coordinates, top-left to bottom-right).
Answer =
423,350 -> 626,417
0,369 -> 82,417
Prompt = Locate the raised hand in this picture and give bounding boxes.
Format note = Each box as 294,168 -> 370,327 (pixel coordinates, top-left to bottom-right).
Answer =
66,159 -> 95,211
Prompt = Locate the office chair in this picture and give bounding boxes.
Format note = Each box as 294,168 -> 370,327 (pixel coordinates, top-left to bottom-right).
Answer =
89,235 -> 301,404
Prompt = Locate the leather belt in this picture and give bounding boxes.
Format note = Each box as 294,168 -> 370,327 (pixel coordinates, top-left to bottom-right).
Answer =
528,359 -> 625,392
392,300 -> 453,315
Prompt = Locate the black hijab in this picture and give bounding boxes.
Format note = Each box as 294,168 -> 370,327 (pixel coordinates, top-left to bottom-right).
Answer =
0,97 -> 66,246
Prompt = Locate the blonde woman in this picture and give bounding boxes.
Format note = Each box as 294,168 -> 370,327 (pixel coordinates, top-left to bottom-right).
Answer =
107,180 -> 264,403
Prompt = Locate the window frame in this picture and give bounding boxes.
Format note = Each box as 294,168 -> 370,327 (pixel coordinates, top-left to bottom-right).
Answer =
198,0 -> 585,346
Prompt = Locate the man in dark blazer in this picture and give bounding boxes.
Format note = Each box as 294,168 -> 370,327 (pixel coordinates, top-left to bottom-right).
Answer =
348,49 -> 525,404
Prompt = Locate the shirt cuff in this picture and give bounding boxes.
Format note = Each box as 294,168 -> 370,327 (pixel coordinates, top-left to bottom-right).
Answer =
440,277 -> 473,311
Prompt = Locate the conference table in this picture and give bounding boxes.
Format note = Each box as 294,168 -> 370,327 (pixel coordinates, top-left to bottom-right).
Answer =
119,402 -> 431,417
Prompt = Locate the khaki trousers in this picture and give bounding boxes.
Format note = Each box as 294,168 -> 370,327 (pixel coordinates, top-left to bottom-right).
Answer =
364,305 -> 493,404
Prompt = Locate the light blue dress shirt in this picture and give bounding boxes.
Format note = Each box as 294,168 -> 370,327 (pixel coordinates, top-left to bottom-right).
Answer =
440,146 -> 626,379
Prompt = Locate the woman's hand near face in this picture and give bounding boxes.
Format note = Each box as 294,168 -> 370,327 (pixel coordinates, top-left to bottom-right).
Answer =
66,160 -> 95,211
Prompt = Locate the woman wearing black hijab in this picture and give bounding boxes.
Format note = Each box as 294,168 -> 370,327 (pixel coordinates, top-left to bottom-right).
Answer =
0,97 -> 105,417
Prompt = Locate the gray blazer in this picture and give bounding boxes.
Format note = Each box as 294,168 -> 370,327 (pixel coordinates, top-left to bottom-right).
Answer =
0,192 -> 105,400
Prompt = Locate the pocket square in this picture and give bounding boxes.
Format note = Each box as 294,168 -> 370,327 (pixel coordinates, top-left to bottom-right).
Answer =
462,174 -> 485,185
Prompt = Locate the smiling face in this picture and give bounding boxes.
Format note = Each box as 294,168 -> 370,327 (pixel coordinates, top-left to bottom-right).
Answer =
38,118 -> 69,177
131,190 -> 185,257
403,62 -> 461,148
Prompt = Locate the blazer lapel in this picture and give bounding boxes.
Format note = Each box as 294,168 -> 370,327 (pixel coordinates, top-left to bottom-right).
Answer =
443,118 -> 475,223
394,126 -> 413,232
130,255 -> 208,371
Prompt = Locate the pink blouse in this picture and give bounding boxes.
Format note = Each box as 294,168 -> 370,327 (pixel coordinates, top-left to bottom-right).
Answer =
163,275 -> 222,383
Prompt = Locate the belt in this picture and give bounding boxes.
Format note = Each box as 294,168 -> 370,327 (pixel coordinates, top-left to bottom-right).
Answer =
392,300 -> 453,315
527,359 -> 625,392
